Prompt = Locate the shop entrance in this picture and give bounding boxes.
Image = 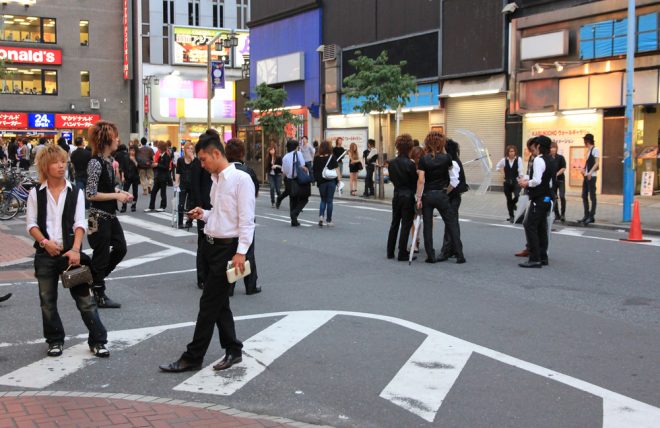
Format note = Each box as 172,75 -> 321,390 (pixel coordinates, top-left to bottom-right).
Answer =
602,117 -> 624,195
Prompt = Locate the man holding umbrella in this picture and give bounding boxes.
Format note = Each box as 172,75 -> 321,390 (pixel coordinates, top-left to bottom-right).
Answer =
386,134 -> 418,261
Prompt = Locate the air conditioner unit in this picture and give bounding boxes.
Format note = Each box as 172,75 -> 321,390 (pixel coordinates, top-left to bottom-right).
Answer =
323,44 -> 340,62
90,98 -> 100,109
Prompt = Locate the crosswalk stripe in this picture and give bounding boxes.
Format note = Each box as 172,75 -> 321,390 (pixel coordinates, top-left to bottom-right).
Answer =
118,215 -> 194,237
265,213 -> 318,225
147,211 -> 175,222
173,312 -> 335,396
255,214 -> 311,227
555,228 -> 585,237
379,334 -> 473,422
115,247 -> 189,270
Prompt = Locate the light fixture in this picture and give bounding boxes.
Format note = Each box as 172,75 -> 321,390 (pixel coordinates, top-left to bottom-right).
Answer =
562,109 -> 597,116
554,61 -> 564,72
446,89 -> 500,98
501,2 -> 518,14
525,112 -> 556,118
532,63 -> 544,74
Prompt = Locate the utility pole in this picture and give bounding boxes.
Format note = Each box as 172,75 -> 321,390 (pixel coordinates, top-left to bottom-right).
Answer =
622,0 -> 636,222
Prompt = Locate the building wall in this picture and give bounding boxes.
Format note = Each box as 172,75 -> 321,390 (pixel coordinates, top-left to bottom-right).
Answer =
0,0 -> 130,140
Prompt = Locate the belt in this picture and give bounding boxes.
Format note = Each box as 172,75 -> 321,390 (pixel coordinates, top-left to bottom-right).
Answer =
205,235 -> 238,245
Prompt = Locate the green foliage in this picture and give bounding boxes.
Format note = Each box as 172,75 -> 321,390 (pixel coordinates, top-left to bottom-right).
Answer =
246,83 -> 302,141
342,50 -> 417,114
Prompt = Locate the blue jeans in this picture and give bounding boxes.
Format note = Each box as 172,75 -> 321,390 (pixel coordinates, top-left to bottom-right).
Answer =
319,181 -> 337,222
34,252 -> 107,346
268,174 -> 282,204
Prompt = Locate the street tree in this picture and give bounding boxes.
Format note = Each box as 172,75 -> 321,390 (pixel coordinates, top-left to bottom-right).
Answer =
343,50 -> 417,199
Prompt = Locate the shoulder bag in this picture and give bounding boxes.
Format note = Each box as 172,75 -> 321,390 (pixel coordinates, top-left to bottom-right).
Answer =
293,152 -> 312,184
322,151 -> 346,180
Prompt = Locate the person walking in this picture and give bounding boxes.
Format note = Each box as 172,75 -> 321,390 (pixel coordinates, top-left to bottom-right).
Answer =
86,120 -> 132,308
191,143 -> 212,290
300,136 -> 315,172
333,137 -> 346,180
363,139 -> 378,197
347,143 -> 362,196
70,137 -> 92,209
496,145 -> 524,223
518,136 -> 555,268
282,140 -> 310,226
145,141 -> 171,212
266,144 -> 283,207
119,145 -> 140,213
137,137 -> 154,195
439,139 -> 469,261
175,142 -> 195,228
550,142 -> 567,223
26,144 -> 109,357
386,134 -> 417,261
313,141 -> 339,227
159,129 -> 255,373
579,133 -> 599,225
225,139 -> 261,296
416,131 -> 465,264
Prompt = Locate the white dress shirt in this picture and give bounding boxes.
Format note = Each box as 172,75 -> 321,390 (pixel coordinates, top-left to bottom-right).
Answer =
202,164 -> 255,254
281,150 -> 305,178
495,157 -> 524,176
450,161 -> 460,188
585,147 -> 600,177
528,156 -> 547,188
26,181 -> 87,247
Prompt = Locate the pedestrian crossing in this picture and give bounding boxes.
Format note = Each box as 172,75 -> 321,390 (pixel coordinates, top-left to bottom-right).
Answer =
1,310 -> 659,427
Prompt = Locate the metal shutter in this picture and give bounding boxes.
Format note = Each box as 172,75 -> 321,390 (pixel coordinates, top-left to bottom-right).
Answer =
445,94 -> 506,187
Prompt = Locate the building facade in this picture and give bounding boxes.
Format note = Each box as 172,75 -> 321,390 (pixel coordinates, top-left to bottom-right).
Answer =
0,0 -> 130,143
136,0 -> 250,146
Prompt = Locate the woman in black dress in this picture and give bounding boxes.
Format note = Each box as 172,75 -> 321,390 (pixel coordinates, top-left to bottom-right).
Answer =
120,145 -> 140,213
175,141 -> 195,228
266,144 -> 283,207
145,141 -> 171,212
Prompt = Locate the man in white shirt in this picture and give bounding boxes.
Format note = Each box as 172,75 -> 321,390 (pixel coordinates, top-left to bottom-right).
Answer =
160,129 -> 255,373
579,133 -> 599,225
300,135 -> 315,170
282,140 -> 310,226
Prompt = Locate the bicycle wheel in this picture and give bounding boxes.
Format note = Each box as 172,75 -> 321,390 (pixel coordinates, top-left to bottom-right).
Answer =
0,192 -> 20,220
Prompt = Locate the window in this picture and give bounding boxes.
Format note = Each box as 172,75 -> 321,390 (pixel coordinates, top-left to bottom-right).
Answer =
80,71 -> 89,97
237,0 -> 249,29
0,68 -> 57,95
80,20 -> 89,46
0,15 -> 56,44
213,0 -> 224,28
580,13 -> 660,60
188,0 -> 199,26
163,0 -> 173,24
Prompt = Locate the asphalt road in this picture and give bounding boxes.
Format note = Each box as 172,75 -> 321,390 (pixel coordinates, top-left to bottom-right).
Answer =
1,188 -> 659,428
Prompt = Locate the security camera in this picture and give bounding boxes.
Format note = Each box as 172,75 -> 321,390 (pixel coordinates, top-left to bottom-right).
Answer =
502,2 -> 518,14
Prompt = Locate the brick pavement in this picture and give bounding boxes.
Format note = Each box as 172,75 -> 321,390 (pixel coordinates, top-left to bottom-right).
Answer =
0,391 -> 319,428
0,231 -> 33,266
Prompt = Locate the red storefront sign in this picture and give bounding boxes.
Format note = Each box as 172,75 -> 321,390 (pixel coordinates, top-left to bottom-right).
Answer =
144,95 -> 149,114
0,112 -> 28,129
123,0 -> 129,79
55,114 -> 100,129
0,46 -> 62,65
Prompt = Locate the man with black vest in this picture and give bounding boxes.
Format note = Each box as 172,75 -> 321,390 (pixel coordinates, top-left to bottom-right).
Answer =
518,136 -> 556,268
496,146 -> 524,223
387,134 -> 418,261
579,133 -> 599,225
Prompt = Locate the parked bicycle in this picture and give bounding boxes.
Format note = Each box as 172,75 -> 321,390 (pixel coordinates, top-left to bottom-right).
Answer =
0,166 -> 37,220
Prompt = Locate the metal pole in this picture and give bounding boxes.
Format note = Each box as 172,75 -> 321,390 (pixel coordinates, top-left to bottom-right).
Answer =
206,33 -> 224,131
623,0 -> 636,222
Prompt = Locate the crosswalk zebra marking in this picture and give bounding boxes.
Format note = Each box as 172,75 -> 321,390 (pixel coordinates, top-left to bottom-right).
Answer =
255,214 -> 311,227
173,312 -> 335,396
118,215 -> 194,237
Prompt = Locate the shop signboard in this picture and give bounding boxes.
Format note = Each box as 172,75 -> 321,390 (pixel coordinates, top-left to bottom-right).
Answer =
211,61 -> 225,90
122,0 -> 129,79
171,26 -> 249,67
55,114 -> 100,129
61,131 -> 72,142
28,113 -> 55,129
0,112 -> 27,129
640,171 -> 655,197
0,46 -> 62,65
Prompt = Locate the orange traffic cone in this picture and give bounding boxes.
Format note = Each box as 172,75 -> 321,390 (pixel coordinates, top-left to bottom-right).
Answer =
620,200 -> 651,243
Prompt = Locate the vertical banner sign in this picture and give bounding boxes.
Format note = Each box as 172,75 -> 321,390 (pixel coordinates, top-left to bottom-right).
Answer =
211,61 -> 225,90
123,0 -> 129,80
144,95 -> 149,114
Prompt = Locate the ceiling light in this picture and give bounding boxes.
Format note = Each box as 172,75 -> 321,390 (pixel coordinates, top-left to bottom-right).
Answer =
554,61 -> 564,72
525,112 -> 556,118
532,63 -> 544,74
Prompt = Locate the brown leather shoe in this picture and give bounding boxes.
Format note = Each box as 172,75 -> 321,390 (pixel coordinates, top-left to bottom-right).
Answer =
515,249 -> 529,257
212,354 -> 242,371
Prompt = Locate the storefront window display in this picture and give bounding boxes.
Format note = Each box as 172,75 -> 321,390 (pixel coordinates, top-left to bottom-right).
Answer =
0,15 -> 56,44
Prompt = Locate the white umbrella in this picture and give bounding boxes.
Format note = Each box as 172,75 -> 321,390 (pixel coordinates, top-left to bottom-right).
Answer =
171,188 -> 179,228
410,214 -> 422,265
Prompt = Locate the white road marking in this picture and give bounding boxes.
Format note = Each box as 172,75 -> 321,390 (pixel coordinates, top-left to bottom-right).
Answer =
555,228 -> 585,237
255,214 -> 311,227
265,213 -> 318,225
115,248 -> 189,270
0,268 -> 198,288
380,334 -> 473,422
339,205 -> 391,213
0,257 -> 32,268
146,212 -> 175,221
173,312 -> 335,396
118,215 -> 194,237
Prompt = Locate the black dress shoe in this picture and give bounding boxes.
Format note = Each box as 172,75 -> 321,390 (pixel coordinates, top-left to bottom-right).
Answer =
246,286 -> 261,295
519,261 -> 542,268
94,292 -> 121,308
197,282 -> 204,290
213,354 -> 242,371
120,207 -> 127,213
425,257 -> 436,264
291,220 -> 301,227
456,257 -> 466,264
584,217 -> 594,225
436,254 -> 449,262
387,254 -> 395,259
159,358 -> 201,373
541,259 -> 549,266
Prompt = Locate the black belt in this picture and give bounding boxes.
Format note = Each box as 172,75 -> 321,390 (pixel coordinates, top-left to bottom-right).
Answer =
205,235 -> 238,245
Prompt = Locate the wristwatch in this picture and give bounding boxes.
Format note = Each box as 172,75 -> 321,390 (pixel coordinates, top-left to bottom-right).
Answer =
39,238 -> 48,248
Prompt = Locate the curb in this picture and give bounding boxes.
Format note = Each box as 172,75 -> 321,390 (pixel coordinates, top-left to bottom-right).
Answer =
0,390 -> 333,428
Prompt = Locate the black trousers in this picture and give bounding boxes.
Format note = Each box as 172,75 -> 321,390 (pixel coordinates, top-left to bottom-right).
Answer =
582,176 -> 597,220
182,238 -> 243,363
196,221 -> 207,286
88,216 -> 127,292
387,191 -> 415,258
149,179 -> 168,210
177,187 -> 193,227
364,165 -> 375,196
243,234 -> 258,291
524,199 -> 550,263
503,180 -> 520,218
553,180 -> 566,219
422,190 -> 463,260
285,178 -> 309,222
121,178 -> 139,209
441,194 -> 462,257
276,179 -> 291,207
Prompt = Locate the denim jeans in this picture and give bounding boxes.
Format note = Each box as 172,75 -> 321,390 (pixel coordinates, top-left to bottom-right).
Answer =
268,174 -> 282,204
34,252 -> 107,346
319,181 -> 337,222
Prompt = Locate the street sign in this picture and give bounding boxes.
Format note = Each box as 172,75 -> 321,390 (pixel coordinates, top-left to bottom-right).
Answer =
211,61 -> 225,90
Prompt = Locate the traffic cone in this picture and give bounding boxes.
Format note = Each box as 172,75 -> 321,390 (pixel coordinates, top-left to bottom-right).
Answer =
620,200 -> 651,243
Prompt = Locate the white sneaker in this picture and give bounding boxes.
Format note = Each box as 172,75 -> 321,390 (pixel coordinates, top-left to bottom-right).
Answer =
318,216 -> 324,227
155,208 -> 165,212
144,208 -> 154,212
326,221 -> 334,227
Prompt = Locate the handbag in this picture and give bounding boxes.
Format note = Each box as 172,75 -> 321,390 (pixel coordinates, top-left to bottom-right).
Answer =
322,155 -> 338,180
293,152 -> 312,185
60,264 -> 93,289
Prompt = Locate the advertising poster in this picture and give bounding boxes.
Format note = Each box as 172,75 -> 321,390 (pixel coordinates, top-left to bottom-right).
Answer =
171,26 -> 248,67
325,128 -> 369,176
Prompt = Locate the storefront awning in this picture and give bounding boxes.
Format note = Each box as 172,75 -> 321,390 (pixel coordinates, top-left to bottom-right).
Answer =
440,75 -> 506,98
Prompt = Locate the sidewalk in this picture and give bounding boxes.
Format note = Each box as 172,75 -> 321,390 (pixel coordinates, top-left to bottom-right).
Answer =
0,391 -> 325,428
0,228 -> 35,281
314,178 -> 660,235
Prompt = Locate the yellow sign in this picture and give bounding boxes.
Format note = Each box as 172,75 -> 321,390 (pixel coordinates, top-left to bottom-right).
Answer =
171,26 -> 249,67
